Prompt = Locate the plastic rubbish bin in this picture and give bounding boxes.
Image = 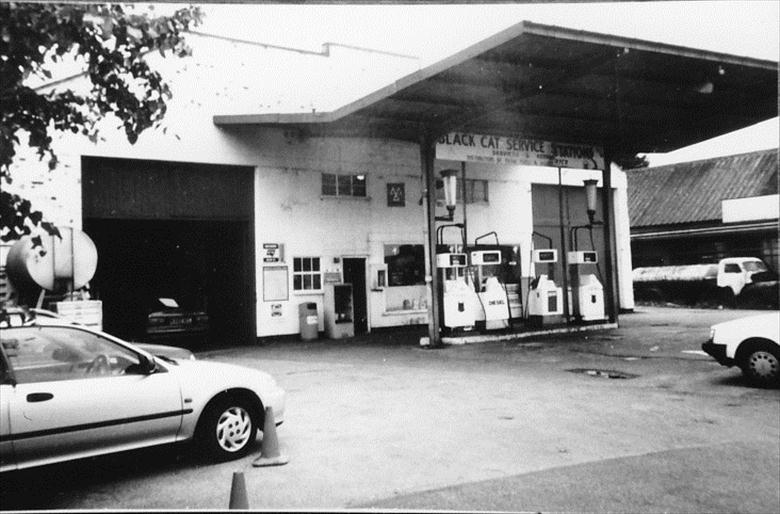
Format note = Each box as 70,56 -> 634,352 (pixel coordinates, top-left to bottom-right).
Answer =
298,302 -> 319,340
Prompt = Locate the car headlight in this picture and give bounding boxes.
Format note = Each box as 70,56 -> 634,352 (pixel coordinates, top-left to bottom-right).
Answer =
709,328 -> 716,341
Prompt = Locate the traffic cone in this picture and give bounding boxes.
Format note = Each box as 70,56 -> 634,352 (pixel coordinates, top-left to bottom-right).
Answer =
252,406 -> 289,467
228,471 -> 249,509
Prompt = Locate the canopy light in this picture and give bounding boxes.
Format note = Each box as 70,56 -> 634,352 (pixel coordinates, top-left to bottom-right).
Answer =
439,169 -> 459,220
583,179 -> 599,224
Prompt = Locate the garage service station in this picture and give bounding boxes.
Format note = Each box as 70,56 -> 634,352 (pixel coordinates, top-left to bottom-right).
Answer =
2,21 -> 777,348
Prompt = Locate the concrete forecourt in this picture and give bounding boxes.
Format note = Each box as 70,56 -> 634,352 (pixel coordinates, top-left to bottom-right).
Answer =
2,306 -> 778,512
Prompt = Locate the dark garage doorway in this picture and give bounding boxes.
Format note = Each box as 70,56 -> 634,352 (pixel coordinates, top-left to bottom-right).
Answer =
84,219 -> 253,346
342,258 -> 367,335
82,157 -> 255,348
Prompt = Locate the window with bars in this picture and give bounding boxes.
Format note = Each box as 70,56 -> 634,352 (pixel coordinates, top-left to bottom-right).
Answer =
436,178 -> 488,204
293,257 -> 322,291
322,173 -> 367,197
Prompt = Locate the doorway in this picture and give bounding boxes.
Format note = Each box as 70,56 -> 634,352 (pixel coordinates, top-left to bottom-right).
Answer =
342,258 -> 367,334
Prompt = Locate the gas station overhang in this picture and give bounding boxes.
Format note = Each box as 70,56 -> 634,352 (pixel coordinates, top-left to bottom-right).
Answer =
213,20 -> 778,155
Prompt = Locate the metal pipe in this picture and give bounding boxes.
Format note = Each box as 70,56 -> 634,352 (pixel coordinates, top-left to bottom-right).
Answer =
460,161 -> 468,249
558,167 -> 570,322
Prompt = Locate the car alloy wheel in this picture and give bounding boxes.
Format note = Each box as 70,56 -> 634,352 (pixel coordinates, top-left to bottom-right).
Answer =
216,406 -> 253,453
743,344 -> 780,387
198,397 -> 257,461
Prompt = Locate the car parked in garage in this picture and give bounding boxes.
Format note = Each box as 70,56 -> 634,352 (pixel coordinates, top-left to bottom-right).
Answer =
146,297 -> 209,344
702,312 -> 780,387
0,319 -> 285,472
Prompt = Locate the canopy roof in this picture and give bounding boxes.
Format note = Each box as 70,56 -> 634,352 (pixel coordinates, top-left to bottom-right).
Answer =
214,21 -> 778,155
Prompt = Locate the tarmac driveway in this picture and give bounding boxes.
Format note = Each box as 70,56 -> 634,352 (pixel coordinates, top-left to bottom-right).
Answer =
2,306 -> 778,511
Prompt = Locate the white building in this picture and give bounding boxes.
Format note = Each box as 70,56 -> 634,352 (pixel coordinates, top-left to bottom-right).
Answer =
6,22 -> 776,346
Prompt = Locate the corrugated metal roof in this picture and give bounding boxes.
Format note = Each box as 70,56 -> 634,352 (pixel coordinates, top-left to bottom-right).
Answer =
627,149 -> 779,228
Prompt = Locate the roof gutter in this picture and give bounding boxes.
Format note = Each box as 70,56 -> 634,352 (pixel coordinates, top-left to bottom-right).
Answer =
631,220 -> 778,240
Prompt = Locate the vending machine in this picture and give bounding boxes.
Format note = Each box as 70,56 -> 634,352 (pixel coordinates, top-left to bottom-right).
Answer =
324,282 -> 354,338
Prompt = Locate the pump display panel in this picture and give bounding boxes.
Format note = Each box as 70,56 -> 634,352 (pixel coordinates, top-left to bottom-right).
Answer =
436,253 -> 467,267
532,249 -> 558,263
470,250 -> 502,265
568,251 -> 598,264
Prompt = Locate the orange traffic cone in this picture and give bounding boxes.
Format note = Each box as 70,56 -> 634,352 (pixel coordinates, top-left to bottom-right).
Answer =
252,406 -> 289,467
228,471 -> 249,509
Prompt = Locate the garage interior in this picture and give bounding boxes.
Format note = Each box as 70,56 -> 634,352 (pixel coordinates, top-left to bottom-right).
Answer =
81,157 -> 255,348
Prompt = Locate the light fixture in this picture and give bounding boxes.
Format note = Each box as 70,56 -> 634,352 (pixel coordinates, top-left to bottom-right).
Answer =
694,81 -> 714,94
438,169 -> 458,221
583,179 -> 599,225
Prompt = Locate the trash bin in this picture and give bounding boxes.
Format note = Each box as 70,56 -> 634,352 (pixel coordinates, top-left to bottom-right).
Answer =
298,302 -> 319,341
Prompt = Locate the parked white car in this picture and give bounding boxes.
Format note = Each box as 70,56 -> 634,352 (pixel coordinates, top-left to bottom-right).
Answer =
0,321 -> 285,472
702,312 -> 780,387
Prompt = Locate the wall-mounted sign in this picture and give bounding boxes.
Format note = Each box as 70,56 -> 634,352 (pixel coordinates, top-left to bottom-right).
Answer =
436,133 -> 604,170
263,266 -> 288,301
324,271 -> 342,284
263,243 -> 283,263
387,183 -> 405,207
271,303 -> 283,317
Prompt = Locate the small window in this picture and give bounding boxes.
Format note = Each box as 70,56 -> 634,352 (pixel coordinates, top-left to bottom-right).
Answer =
436,178 -> 488,204
724,263 -> 742,273
322,173 -> 366,197
293,257 -> 322,291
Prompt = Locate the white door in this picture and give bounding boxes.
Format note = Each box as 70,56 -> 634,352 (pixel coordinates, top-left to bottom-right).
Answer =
2,325 -> 183,470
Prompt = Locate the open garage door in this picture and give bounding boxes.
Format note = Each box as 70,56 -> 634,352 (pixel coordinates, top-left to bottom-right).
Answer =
82,157 -> 255,348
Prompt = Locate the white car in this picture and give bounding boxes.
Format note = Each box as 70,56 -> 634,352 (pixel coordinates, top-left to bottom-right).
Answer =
0,321 -> 285,472
703,312 -> 780,387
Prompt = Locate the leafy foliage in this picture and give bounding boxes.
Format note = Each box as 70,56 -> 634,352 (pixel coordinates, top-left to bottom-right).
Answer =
0,2 -> 202,241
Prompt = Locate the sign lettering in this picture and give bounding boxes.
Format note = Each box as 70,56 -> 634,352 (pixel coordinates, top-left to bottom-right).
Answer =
436,133 -> 604,170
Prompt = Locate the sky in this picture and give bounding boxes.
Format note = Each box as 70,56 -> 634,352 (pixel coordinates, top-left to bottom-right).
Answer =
184,1 -> 779,166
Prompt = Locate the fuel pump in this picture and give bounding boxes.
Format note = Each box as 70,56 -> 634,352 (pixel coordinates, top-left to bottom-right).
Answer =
435,224 -> 477,333
567,179 -> 605,321
436,252 -> 477,332
567,250 -> 605,321
467,232 -> 513,331
527,246 -> 564,326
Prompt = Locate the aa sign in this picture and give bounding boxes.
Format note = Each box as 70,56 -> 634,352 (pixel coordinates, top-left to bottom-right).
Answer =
436,132 -> 604,170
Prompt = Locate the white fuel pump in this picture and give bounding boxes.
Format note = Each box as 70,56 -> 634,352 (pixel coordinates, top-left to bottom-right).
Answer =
527,248 -> 563,325
527,274 -> 564,318
436,253 -> 477,331
469,249 -> 509,330
567,251 -> 605,321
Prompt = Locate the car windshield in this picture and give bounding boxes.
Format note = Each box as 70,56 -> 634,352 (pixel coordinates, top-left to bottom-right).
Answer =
743,261 -> 768,272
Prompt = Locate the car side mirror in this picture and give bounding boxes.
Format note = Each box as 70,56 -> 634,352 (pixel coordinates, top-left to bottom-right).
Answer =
127,354 -> 158,375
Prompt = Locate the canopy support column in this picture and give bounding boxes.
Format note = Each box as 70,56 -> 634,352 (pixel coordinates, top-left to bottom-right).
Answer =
421,132 -> 442,347
601,148 -> 619,324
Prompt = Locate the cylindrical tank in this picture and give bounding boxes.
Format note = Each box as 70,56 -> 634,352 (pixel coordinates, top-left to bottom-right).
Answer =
6,227 -> 98,292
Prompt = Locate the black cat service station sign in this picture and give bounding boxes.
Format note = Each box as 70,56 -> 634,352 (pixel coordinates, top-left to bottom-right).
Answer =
436,133 -> 604,170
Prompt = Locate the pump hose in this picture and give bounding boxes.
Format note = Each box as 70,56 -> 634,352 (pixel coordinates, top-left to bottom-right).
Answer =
588,226 -> 604,284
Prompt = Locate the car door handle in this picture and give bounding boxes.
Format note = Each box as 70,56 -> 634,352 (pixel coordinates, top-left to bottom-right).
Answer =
26,393 -> 54,403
